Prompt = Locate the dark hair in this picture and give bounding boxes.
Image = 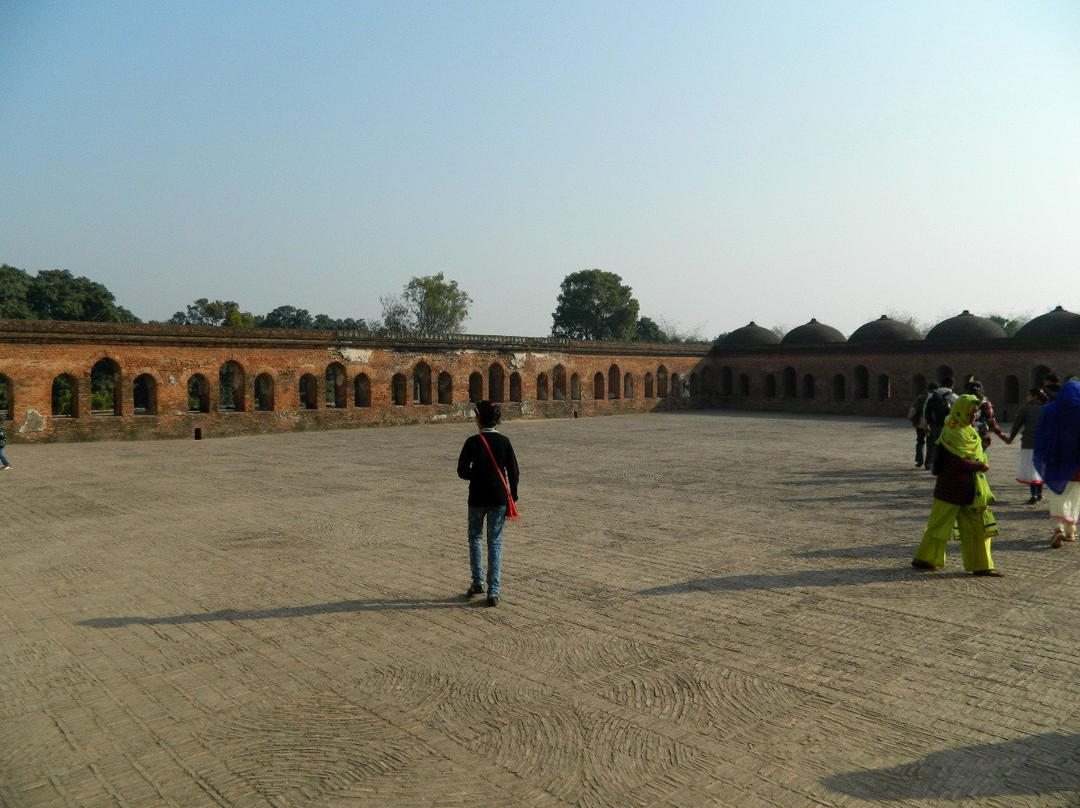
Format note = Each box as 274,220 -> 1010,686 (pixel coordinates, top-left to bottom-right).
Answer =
964,380 -> 983,396
474,400 -> 501,428
1044,372 -> 1060,384
926,382 -> 937,392
1031,387 -> 1048,402
941,376 -> 954,388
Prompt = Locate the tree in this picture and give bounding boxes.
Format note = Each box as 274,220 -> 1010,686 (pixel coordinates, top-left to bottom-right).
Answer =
634,316 -> 666,342
379,273 -> 471,334
551,269 -> 640,341
169,299 -> 253,327
985,312 -> 1030,337
8,267 -> 140,323
259,305 -> 314,330
0,265 -> 35,319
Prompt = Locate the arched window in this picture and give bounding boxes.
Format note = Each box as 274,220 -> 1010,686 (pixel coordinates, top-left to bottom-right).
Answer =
801,374 -> 815,400
488,363 -> 505,402
876,374 -> 891,401
438,372 -> 453,405
354,373 -> 371,407
133,374 -> 157,414
623,372 -> 634,399
764,374 -> 777,399
412,362 -> 432,405
0,374 -> 11,420
254,373 -> 275,411
219,361 -> 245,411
593,372 -> 605,401
300,374 -> 320,409
657,365 -> 669,398
832,374 -> 846,401
644,372 -> 654,398
91,357 -> 121,415
553,365 -> 567,401
608,364 -> 620,399
509,372 -> 522,402
670,372 -> 681,397
536,373 -> 549,401
188,374 -> 210,413
1004,375 -> 1020,405
326,362 -> 347,408
854,366 -> 870,400
738,374 -> 750,397
469,372 -> 483,402
570,373 -> 581,401
689,372 -> 701,398
391,373 -> 408,406
52,374 -> 79,417
782,367 -> 796,399
720,367 -> 733,397
700,367 -> 714,397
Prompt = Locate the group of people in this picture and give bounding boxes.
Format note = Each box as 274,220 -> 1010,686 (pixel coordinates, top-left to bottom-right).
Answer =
910,372 -> 1080,576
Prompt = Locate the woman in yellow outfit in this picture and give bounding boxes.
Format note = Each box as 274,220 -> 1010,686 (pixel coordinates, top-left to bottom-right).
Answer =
912,394 -> 1002,576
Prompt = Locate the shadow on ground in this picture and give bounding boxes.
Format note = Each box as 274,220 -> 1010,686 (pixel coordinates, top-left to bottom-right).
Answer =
78,596 -> 477,628
822,732 -> 1079,801
637,566 -> 965,595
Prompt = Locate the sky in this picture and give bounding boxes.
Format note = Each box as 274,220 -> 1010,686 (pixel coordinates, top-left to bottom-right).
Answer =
2,1 -> 1078,339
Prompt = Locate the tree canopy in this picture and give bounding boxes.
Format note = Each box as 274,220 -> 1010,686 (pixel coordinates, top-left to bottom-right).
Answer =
169,299 -> 254,328
379,273 -> 471,334
551,269 -> 640,341
0,265 -> 139,323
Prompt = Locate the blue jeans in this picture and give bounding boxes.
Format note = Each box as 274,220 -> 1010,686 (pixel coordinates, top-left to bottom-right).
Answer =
468,505 -> 506,597
0,447 -> 8,468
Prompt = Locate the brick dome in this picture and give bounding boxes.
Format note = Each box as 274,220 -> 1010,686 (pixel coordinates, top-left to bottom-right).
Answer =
848,315 -> 921,343
781,318 -> 847,345
925,310 -> 1007,341
720,321 -> 781,347
1014,306 -> 1080,339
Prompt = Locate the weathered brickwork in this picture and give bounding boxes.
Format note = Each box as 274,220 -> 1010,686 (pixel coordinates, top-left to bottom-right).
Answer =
0,319 -> 1076,442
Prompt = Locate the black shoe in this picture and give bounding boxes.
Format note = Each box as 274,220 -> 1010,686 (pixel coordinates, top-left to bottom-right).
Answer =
973,569 -> 1004,577
911,559 -> 938,570
466,582 -> 484,597
486,595 -> 499,607
915,461 -> 923,468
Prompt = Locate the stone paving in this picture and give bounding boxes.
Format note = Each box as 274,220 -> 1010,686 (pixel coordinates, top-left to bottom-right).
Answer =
1,412 -> 1078,808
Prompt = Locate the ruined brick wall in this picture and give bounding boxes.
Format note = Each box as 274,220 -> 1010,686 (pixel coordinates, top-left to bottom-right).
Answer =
1,320 -> 1076,443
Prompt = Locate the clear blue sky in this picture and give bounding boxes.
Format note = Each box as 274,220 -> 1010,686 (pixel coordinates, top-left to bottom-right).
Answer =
2,1 -> 1077,338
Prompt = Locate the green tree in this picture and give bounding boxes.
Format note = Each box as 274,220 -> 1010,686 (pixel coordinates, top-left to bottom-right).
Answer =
169,298 -> 253,327
17,268 -> 139,323
634,316 -> 666,342
551,269 -> 640,340
259,305 -> 314,329
986,312 -> 1030,337
379,273 -> 471,334
0,265 -> 35,319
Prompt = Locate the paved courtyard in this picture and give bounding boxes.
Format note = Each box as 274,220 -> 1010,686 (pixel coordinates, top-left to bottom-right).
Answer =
1,411 -> 1078,808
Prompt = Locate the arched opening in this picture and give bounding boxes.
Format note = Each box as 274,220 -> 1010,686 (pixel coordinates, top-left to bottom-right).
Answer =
657,365 -> 669,398
832,374 -> 846,401
608,364 -> 620,399
801,374 -> 815,400
689,372 -> 701,398
911,374 -> 927,398
536,373 -> 549,401
854,366 -> 870,400
254,373 -> 275,411
764,374 -> 777,399
219,361 -> 245,412
623,372 -> 634,399
570,373 -> 581,401
0,374 -> 11,420
738,374 -> 750,397
720,367 -> 733,397
438,372 -> 453,405
188,374 -> 210,413
593,372 -> 605,401
509,372 -> 522,402
91,357 -> 121,415
778,367 -> 794,399
1032,364 -> 1053,388
300,373 -> 320,409
52,374 -> 79,417
469,372 -> 483,402
644,372 -> 654,398
133,374 -> 157,414
354,373 -> 371,407
413,362 -> 432,405
701,367 -> 715,397
488,363 -> 505,402
876,374 -> 891,401
670,372 -> 681,397
553,365 -> 567,401
1004,375 -> 1021,405
392,373 -> 408,406
326,362 -> 347,408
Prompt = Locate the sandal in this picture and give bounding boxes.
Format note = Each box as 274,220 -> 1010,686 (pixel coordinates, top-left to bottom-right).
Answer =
1051,530 -> 1065,549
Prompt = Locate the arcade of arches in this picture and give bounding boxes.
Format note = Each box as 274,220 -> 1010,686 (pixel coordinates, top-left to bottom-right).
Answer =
0,319 -> 1075,442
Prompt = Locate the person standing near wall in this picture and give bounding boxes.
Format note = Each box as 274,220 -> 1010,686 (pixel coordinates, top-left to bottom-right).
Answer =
1009,387 -> 1047,504
912,394 -> 1002,576
922,377 -> 958,472
1034,380 -> 1080,548
908,383 -> 935,467
457,400 -> 519,607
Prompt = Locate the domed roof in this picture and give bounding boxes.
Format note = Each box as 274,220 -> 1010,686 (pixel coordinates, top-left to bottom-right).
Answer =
848,315 -> 921,343
925,310 -> 1007,341
720,321 -> 781,347
1014,306 -> 1080,339
781,318 -> 847,345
